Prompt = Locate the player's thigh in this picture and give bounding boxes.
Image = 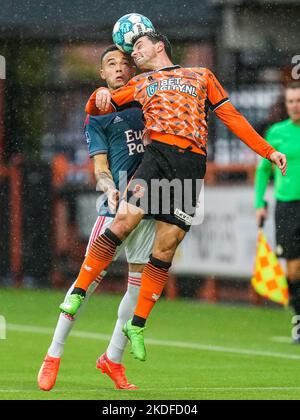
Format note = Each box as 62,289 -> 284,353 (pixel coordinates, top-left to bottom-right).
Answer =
128,263 -> 145,274
150,142 -> 206,232
110,200 -> 145,241
152,220 -> 186,263
124,219 -> 156,265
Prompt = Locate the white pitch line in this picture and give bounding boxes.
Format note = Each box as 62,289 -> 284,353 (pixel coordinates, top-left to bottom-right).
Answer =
145,338 -> 300,361
1,387 -> 300,393
6,324 -> 111,341
144,387 -> 300,392
6,323 -> 300,362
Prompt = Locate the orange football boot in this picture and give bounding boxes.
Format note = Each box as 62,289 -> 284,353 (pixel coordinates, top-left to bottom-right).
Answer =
38,354 -> 61,391
96,353 -> 138,390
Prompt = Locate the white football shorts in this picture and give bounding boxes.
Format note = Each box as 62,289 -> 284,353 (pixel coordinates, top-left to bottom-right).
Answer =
85,216 -> 155,264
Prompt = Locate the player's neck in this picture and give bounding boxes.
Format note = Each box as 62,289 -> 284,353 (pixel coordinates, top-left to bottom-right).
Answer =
146,56 -> 174,72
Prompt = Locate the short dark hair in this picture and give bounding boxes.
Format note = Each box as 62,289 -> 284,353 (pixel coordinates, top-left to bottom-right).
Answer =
132,32 -> 172,60
285,81 -> 300,91
100,44 -> 126,65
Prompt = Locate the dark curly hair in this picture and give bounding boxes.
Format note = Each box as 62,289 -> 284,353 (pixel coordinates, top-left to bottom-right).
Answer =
131,32 -> 172,60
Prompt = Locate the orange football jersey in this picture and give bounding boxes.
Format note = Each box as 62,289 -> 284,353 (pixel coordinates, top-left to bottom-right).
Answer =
111,66 -> 228,155
86,65 -> 276,159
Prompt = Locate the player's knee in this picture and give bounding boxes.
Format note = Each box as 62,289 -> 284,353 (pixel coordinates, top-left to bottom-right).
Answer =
288,267 -> 300,281
110,218 -> 132,240
152,248 -> 175,263
153,234 -> 182,263
287,260 -> 300,280
128,263 -> 144,274
288,272 -> 298,281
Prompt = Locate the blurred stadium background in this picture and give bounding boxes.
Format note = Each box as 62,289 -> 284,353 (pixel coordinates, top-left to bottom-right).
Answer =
0,0 -> 299,304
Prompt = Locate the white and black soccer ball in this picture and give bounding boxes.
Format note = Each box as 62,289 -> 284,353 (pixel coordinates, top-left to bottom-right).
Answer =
112,13 -> 155,54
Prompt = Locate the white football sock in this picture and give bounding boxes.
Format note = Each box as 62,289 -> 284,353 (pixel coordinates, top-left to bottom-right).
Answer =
106,272 -> 141,364
47,273 -> 105,358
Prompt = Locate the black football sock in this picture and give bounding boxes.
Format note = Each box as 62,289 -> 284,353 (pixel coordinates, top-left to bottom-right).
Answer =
132,315 -> 146,328
71,287 -> 86,298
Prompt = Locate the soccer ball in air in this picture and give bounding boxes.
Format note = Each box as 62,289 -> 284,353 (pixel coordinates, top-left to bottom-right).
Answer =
112,13 -> 155,54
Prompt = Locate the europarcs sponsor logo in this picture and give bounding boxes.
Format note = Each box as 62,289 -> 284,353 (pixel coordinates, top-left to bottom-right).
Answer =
0,55 -> 6,80
0,315 -> 6,339
292,55 -> 300,80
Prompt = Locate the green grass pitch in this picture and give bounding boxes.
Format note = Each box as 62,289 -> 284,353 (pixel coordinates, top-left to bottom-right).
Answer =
1,288 -> 300,400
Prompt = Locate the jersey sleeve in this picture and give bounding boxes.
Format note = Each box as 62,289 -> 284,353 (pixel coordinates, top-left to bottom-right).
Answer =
205,69 -> 230,111
85,87 -> 112,116
254,157 -> 273,209
84,117 -> 108,157
85,81 -> 137,116
215,101 -> 277,160
110,79 -> 137,108
254,125 -> 279,208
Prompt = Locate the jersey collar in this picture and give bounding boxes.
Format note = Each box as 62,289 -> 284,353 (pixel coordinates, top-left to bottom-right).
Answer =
156,65 -> 181,72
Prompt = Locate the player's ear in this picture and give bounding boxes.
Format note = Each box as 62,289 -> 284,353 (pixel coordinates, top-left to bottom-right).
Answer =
155,41 -> 165,55
100,67 -> 106,81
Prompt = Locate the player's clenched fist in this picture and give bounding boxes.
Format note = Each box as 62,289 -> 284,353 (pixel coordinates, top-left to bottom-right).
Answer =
270,151 -> 287,176
96,88 -> 112,112
107,189 -> 120,214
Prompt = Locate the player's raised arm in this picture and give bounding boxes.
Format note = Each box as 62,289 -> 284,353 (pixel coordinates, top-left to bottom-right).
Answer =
205,69 -> 287,176
85,87 -> 114,115
85,81 -> 137,115
254,157 -> 273,225
215,102 -> 287,175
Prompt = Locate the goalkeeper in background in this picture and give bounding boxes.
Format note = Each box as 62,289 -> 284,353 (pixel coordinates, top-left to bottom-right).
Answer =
255,82 -> 300,336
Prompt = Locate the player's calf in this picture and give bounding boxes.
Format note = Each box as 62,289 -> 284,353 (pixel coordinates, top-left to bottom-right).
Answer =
59,228 -> 122,316
132,255 -> 172,328
110,201 -> 145,240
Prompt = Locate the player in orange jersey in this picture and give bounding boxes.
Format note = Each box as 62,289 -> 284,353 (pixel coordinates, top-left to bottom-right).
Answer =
60,32 -> 287,362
